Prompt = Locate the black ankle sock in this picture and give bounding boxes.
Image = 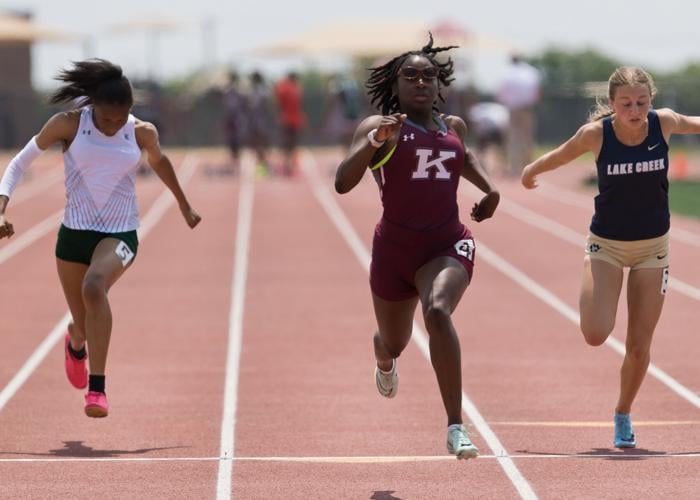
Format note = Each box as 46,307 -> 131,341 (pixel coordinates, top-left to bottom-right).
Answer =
67,342 -> 87,360
88,375 -> 105,394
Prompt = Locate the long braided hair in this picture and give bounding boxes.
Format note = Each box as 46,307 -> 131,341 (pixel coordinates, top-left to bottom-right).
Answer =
366,33 -> 457,115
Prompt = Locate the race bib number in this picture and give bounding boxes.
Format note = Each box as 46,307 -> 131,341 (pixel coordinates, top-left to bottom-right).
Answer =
115,241 -> 135,267
454,238 -> 475,261
660,266 -> 669,295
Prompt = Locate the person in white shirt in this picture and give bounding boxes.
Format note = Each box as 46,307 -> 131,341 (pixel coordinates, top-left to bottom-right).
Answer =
0,59 -> 201,418
468,101 -> 509,175
497,54 -> 542,176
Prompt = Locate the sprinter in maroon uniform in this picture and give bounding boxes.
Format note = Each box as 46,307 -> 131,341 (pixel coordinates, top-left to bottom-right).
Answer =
335,34 -> 500,459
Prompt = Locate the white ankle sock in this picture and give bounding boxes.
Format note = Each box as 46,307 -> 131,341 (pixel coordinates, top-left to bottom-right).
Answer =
378,359 -> 395,375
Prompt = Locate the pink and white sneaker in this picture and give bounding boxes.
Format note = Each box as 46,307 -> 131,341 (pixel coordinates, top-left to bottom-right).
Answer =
64,333 -> 87,389
84,391 -> 109,418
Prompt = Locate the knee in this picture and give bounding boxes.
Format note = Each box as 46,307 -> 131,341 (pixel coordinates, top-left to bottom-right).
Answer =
625,343 -> 651,362
423,304 -> 452,333
581,314 -> 615,346
82,274 -> 107,306
580,320 -> 614,347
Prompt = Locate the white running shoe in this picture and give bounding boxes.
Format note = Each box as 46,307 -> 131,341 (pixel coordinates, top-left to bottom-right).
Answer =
374,360 -> 398,398
446,425 -> 479,459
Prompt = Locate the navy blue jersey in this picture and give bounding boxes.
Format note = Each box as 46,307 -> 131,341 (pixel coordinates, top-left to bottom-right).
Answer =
590,111 -> 669,240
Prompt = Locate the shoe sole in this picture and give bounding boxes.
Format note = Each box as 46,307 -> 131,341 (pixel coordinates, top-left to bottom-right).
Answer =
614,442 -> 636,449
456,447 -> 479,459
85,406 -> 108,418
448,444 -> 479,460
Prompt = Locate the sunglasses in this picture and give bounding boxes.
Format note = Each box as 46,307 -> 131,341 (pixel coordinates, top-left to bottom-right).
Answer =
398,66 -> 439,81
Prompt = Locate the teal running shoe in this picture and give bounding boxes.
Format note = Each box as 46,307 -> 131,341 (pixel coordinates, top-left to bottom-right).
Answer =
614,413 -> 636,448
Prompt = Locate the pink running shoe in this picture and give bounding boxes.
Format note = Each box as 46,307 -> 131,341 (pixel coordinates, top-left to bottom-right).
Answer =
64,333 -> 87,389
84,391 -> 109,418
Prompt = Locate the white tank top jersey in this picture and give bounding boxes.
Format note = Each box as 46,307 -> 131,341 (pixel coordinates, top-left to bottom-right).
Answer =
62,106 -> 142,233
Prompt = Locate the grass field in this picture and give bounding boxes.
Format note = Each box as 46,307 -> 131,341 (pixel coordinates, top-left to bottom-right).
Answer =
670,179 -> 700,219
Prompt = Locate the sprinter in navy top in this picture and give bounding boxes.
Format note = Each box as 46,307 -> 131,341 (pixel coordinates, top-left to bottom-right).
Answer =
592,109 -> 669,241
335,34 -> 499,460
521,66 -> 700,449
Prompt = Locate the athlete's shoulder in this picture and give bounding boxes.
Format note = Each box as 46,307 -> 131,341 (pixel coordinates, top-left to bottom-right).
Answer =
134,119 -> 159,144
653,107 -> 679,127
48,109 -> 81,128
443,114 -> 465,131
36,109 -> 81,148
134,118 -> 156,131
577,120 -> 603,141
442,115 -> 466,143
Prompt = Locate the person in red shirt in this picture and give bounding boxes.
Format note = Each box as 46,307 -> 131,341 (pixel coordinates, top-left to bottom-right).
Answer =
274,72 -> 306,176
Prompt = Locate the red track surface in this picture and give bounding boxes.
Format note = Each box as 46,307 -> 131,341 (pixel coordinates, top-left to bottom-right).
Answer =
0,148 -> 698,499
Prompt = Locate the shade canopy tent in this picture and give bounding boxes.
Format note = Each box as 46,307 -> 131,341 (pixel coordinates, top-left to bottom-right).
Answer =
0,14 -> 78,42
106,17 -> 195,79
251,20 -> 514,58
108,17 -> 190,35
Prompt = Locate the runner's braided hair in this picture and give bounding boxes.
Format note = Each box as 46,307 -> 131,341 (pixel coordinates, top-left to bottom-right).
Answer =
366,33 -> 457,115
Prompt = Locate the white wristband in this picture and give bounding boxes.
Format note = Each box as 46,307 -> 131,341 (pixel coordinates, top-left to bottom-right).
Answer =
367,128 -> 385,148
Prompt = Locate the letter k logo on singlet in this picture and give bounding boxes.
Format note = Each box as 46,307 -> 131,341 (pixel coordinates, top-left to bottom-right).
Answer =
412,149 -> 456,180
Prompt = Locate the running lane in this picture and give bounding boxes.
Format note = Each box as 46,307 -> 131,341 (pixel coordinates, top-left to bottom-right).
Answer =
310,148 -> 700,499
231,162 -> 524,499
0,151 -> 242,498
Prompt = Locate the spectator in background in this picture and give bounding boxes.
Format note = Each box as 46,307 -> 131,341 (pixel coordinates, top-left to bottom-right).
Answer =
222,71 -> 246,174
132,79 -> 164,177
274,72 -> 306,176
497,54 -> 541,176
324,73 -> 362,146
247,71 -> 272,176
468,101 -> 509,175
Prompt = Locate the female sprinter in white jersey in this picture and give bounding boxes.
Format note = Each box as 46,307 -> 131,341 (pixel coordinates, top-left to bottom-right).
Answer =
0,59 -> 201,417
521,66 -> 700,448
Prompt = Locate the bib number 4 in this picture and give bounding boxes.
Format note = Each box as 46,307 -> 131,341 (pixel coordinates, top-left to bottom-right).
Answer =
454,238 -> 475,261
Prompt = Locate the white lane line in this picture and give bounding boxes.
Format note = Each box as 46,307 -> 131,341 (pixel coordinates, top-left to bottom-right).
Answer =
0,157 -> 200,267
536,181 -> 593,210
474,237 -> 700,410
475,186 -> 700,302
0,209 -> 64,266
216,160 -> 254,500
0,312 -> 72,412
11,168 -> 63,205
1,452 -> 699,463
537,181 -> 700,247
0,154 -> 199,414
301,152 -> 538,500
490,420 -> 700,427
